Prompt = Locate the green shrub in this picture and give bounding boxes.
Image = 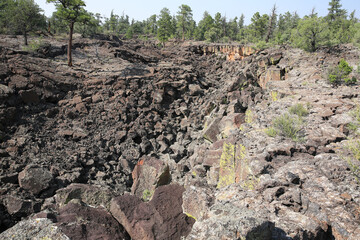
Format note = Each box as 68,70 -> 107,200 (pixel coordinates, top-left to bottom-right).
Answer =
289,103 -> 309,117
346,139 -> 360,182
328,59 -> 355,85
255,40 -> 268,50
265,127 -> 278,137
348,105 -> 360,135
273,113 -> 303,141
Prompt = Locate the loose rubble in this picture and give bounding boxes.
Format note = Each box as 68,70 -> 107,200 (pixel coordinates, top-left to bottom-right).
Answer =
0,34 -> 359,239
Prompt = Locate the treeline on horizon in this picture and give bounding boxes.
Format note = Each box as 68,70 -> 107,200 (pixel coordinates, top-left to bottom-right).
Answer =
1,0 -> 360,52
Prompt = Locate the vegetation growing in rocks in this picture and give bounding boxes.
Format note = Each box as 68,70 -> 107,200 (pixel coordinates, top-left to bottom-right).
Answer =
267,103 -> 309,141
345,139 -> 360,182
348,105 -> 360,134
289,103 -> 309,117
273,113 -> 303,141
22,37 -> 45,52
265,127 -> 278,137
328,59 -> 356,85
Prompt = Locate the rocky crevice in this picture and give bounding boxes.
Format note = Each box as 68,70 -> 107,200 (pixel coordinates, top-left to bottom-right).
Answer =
0,35 -> 359,239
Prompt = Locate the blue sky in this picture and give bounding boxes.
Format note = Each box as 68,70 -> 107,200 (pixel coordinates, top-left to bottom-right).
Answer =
35,0 -> 360,25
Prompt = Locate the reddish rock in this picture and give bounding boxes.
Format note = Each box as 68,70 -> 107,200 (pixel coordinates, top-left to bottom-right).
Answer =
56,201 -> 130,240
259,67 -> 282,88
4,196 -> 38,217
110,184 -> 195,240
203,117 -> 221,143
220,113 -> 245,137
131,156 -> 171,199
18,165 -> 53,195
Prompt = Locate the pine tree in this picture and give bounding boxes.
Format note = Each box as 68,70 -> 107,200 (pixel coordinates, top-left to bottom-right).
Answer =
8,0 -> 46,45
157,8 -> 173,46
176,4 -> 193,41
194,11 -> 214,41
108,10 -> 119,33
248,12 -> 269,42
144,14 -> 157,36
47,0 -> 87,66
327,0 -> 347,22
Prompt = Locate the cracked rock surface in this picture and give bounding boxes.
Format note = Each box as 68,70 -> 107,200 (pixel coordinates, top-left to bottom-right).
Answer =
0,35 -> 359,239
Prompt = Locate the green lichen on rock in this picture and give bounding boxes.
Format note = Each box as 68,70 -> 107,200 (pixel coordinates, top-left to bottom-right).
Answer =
270,91 -> 278,101
240,176 -> 260,190
217,142 -> 236,188
185,212 -> 197,221
235,144 -> 250,183
245,109 -> 253,124
142,189 -> 154,201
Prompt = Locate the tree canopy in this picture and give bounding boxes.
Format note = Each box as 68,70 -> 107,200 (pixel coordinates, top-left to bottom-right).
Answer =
0,0 -> 359,53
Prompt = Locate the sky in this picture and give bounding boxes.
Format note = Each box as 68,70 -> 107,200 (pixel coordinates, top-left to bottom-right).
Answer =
35,0 -> 360,25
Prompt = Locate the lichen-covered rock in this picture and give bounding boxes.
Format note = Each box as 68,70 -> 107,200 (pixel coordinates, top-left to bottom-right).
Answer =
186,202 -> 274,240
54,183 -> 116,210
217,142 -> 236,188
0,218 -> 69,240
131,156 -> 171,200
182,185 -> 214,221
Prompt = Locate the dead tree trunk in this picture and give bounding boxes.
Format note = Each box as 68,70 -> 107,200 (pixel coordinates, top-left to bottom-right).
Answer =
265,4 -> 277,43
68,21 -> 74,67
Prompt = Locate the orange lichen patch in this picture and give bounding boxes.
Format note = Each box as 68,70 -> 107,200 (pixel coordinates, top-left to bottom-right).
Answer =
132,159 -> 145,180
137,159 -> 145,166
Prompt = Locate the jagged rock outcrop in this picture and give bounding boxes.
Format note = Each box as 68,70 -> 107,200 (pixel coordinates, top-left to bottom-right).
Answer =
110,184 -> 194,240
0,34 -> 359,240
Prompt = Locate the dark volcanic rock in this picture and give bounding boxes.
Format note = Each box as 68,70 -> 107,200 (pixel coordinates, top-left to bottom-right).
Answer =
110,184 -> 195,240
3,196 -> 40,218
1,36 -> 360,239
56,201 -> 130,240
18,165 -> 53,195
54,183 -> 116,210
